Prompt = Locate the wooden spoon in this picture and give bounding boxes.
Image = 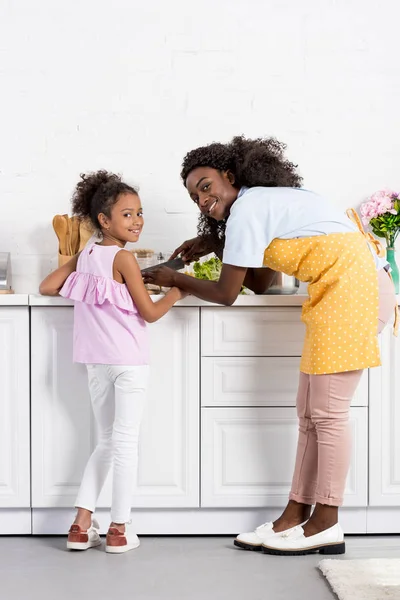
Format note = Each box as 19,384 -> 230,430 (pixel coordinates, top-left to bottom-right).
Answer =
79,218 -> 95,251
53,215 -> 68,255
70,216 -> 80,255
63,214 -> 71,256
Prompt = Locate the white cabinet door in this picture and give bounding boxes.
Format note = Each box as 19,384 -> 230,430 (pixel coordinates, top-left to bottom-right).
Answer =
31,307 -> 199,508
201,407 -> 367,507
31,307 -> 93,507
98,307 -> 199,508
369,327 -> 400,505
201,308 -> 305,356
0,308 -> 30,507
201,357 -> 368,407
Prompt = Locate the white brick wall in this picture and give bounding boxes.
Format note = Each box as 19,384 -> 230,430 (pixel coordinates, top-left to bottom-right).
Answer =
1,0 -> 399,292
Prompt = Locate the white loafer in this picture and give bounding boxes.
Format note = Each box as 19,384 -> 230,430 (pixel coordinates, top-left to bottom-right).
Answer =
67,518 -> 101,551
261,523 -> 345,556
234,521 -> 306,551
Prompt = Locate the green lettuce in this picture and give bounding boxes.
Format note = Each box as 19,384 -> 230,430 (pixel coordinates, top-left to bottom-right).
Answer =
192,256 -> 247,294
193,256 -> 222,281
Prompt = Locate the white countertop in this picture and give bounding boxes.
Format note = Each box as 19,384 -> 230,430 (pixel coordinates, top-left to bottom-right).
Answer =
0,293 -> 29,306
28,293 -> 308,307
2,293 -> 399,307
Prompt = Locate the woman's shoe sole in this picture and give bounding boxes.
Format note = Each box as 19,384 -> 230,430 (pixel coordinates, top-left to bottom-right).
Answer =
261,542 -> 345,556
233,540 -> 262,551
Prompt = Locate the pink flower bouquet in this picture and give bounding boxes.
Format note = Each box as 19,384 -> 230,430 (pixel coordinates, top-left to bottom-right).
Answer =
360,189 -> 400,248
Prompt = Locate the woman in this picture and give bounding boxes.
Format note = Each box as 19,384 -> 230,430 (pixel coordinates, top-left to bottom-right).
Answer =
143,136 -> 396,556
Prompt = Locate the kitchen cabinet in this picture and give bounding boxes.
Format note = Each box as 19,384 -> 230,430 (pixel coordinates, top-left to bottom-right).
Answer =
1,294 -> 397,534
200,307 -> 368,510
30,306 -> 199,509
369,325 -> 400,506
0,306 -> 30,533
0,307 -> 30,507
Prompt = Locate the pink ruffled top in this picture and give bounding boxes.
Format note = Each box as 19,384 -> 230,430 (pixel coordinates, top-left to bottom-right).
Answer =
60,243 -> 149,365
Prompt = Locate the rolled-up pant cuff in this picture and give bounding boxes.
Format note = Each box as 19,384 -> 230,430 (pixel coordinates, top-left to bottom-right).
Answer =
75,502 -> 95,513
111,514 -> 131,524
289,492 -> 315,505
314,493 -> 343,507
289,492 -> 343,507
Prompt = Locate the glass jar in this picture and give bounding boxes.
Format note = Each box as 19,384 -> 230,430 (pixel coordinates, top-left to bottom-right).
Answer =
133,249 -> 156,270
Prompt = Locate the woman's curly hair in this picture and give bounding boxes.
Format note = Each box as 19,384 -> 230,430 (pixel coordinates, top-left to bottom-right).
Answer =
180,136 -> 303,253
72,170 -> 138,231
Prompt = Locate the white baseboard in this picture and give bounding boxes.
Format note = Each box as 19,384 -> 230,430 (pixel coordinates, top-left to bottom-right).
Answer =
0,509 -> 31,534
3,507 -> 398,536
367,508 -> 400,534
32,507 -> 369,535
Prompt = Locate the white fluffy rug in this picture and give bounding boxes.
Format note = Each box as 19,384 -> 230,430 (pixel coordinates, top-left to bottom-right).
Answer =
319,559 -> 400,600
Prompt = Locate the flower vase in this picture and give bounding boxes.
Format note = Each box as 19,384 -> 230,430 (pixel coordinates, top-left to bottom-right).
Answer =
386,247 -> 399,294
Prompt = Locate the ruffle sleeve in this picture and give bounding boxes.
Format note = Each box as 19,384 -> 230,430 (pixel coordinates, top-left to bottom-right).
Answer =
60,271 -> 138,314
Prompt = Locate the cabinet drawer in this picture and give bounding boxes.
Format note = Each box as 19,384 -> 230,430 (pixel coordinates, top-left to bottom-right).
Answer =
201,407 -> 367,507
201,357 -> 300,407
201,307 -> 304,356
201,358 -> 369,408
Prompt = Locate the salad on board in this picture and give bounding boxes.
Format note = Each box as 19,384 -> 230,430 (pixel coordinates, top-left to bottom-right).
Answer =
189,256 -> 248,294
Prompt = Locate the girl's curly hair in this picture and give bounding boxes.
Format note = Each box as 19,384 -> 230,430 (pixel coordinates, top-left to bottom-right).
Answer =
180,136 -> 303,253
72,170 -> 138,231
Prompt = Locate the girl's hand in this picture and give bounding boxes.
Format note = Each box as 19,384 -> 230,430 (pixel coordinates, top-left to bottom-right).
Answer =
171,286 -> 190,301
143,266 -> 176,288
170,236 -> 214,264
39,253 -> 81,296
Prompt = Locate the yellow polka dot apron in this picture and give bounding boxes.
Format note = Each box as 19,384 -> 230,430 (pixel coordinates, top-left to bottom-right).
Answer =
263,225 -> 381,375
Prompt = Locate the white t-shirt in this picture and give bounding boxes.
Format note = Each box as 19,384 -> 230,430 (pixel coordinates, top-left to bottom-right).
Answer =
223,187 -> 387,271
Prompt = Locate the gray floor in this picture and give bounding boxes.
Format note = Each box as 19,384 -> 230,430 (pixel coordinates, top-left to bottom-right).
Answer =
1,536 -> 399,600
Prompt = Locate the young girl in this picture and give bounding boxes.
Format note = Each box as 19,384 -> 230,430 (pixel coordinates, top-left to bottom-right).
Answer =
143,136 -> 397,556
40,170 -> 187,553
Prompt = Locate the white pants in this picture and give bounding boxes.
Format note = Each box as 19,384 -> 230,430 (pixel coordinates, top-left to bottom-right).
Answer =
75,364 -> 149,523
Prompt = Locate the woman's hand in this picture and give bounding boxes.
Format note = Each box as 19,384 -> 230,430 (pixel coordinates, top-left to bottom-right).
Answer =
143,266 -> 177,288
170,236 -> 214,263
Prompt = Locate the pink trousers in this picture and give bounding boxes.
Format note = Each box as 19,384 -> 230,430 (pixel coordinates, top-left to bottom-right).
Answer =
289,269 -> 396,507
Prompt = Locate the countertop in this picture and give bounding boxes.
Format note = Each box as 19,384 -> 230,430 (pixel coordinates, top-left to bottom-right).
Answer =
1,293 -> 399,307
27,293 -> 308,307
0,294 -> 29,306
